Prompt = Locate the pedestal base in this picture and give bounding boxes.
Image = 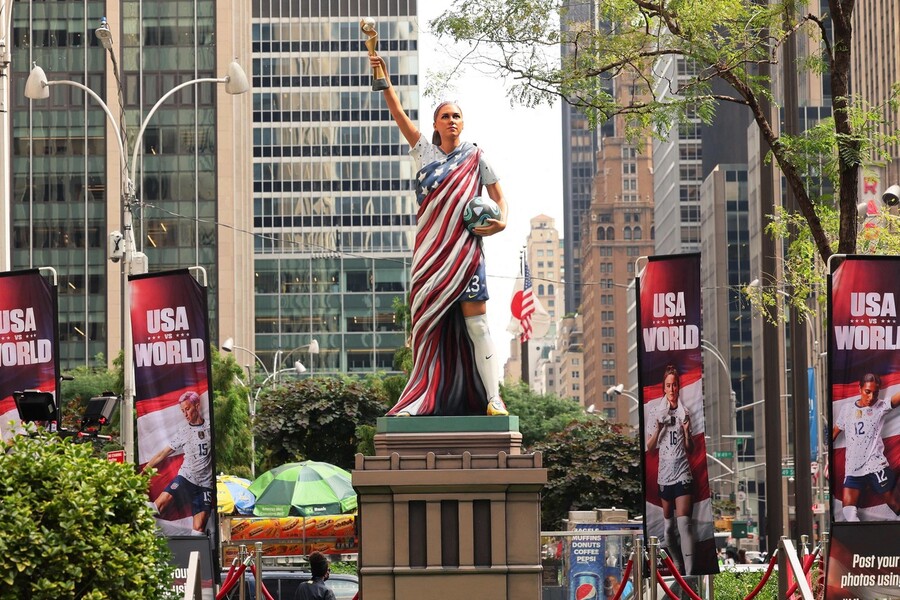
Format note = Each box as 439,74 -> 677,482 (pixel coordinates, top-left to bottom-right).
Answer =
374,416 -> 523,456
353,417 -> 546,599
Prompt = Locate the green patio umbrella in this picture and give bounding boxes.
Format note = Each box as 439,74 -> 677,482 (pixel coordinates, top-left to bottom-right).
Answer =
248,461 -> 357,517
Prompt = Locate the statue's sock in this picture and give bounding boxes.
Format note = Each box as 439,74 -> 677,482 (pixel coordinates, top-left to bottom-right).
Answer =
464,313 -> 500,401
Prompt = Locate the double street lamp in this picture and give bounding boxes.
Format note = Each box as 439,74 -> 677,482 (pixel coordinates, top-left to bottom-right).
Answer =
23,22 -> 250,462
221,338 -> 314,476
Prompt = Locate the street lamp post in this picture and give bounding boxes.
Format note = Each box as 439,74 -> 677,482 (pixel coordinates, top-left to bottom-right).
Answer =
279,339 -> 320,375
700,339 -> 743,509
0,0 -> 14,271
221,338 -> 307,477
24,30 -> 250,462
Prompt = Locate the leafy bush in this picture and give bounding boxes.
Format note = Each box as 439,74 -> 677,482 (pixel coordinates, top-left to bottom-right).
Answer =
328,561 -> 358,576
535,419 -> 641,529
255,376 -> 388,471
713,568 -> 777,600
0,430 -> 175,600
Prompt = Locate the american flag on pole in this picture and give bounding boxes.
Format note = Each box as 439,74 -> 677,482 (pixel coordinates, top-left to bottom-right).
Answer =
518,259 -> 535,342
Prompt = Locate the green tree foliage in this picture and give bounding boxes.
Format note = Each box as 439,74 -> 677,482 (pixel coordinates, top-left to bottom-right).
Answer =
431,0 -> 899,293
0,430 -> 175,600
502,382 -> 587,449
211,348 -> 253,478
254,376 -> 389,471
535,418 -> 641,530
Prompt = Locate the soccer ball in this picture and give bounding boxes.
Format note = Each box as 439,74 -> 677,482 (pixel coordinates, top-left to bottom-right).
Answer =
462,196 -> 501,233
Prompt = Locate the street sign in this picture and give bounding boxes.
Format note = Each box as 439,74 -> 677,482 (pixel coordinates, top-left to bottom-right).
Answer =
714,451 -> 734,459
782,467 -> 795,477
107,449 -> 125,463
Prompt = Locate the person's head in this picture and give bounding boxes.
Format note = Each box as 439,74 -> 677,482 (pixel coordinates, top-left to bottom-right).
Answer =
432,101 -> 463,147
308,551 -> 330,579
663,364 -> 680,406
178,391 -> 202,424
859,373 -> 881,406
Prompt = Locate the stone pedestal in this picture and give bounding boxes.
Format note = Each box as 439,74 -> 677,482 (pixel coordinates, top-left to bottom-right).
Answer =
353,416 -> 547,600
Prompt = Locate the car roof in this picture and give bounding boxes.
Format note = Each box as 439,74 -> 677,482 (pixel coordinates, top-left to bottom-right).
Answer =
221,570 -> 357,581
220,571 -> 358,600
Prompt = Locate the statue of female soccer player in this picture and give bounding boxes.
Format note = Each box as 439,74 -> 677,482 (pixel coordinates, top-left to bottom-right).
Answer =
370,52 -> 508,417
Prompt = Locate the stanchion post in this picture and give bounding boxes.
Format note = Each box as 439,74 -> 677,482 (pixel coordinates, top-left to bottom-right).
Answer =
633,538 -> 644,600
648,536 -> 659,600
254,542 -> 263,600
238,544 -> 247,600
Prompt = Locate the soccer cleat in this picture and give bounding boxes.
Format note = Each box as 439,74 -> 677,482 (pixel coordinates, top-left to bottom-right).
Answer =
486,396 -> 508,416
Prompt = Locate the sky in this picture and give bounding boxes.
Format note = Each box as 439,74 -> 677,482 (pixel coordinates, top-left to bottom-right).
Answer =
412,6 -> 565,368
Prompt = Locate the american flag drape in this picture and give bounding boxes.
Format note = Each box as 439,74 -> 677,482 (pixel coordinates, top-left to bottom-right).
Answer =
519,259 -> 535,342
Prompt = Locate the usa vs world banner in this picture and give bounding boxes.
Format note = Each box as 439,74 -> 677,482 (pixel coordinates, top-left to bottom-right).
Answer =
636,254 -> 717,576
0,270 -> 59,441
827,256 -> 900,599
132,270 -> 216,544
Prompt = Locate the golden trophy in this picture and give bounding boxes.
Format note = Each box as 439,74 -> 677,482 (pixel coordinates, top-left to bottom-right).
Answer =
360,17 -> 389,91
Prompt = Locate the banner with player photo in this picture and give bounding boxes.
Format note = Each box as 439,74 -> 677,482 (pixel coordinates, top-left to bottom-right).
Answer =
827,255 -> 900,598
636,254 -> 718,576
0,269 -> 59,441
131,269 -> 216,547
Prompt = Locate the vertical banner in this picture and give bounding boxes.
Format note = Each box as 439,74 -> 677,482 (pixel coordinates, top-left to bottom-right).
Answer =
0,270 -> 59,441
827,256 -> 900,599
132,270 -> 217,551
636,254 -> 718,576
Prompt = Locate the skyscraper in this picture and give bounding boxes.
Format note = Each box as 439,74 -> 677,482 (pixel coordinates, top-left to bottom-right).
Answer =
560,1 -> 602,315
249,1 -> 418,373
10,0 -> 253,369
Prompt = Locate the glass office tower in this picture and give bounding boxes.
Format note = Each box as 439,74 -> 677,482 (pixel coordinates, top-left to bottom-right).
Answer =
10,1 -> 253,369
250,1 -> 418,373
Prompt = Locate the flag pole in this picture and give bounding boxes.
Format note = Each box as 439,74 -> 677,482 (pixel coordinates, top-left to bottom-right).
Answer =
519,249 -> 529,384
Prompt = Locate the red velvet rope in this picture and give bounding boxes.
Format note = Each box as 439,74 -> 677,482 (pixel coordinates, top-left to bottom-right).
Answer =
219,557 -> 241,594
215,562 -> 248,600
785,550 -> 819,599
222,559 -> 237,586
249,564 -> 277,600
661,554 -> 703,600
656,568 -> 683,600
611,557 -> 634,600
741,549 -> 779,600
